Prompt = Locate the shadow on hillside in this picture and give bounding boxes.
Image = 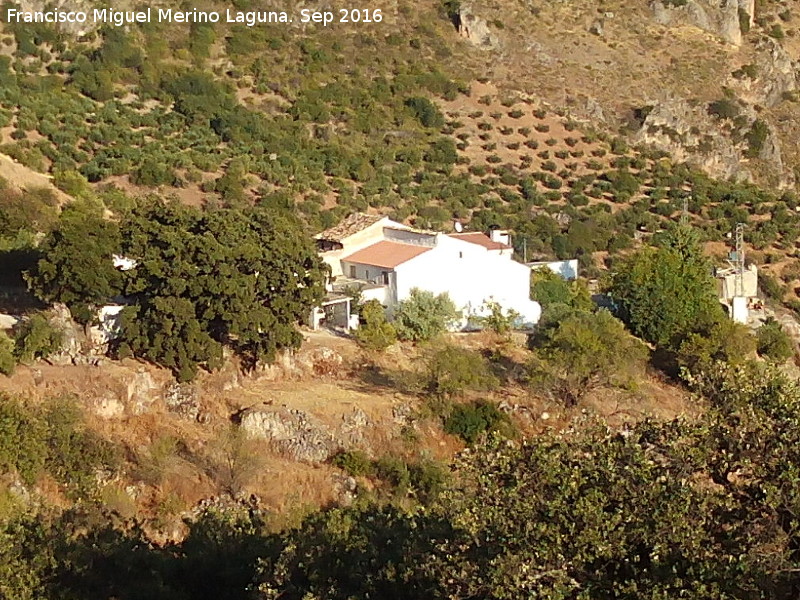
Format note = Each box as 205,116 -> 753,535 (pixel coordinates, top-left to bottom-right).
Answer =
649,347 -> 680,381
346,363 -> 422,397
0,247 -> 46,314
479,348 -> 529,387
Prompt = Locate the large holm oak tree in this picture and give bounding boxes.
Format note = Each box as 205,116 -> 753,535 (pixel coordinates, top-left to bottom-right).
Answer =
116,199 -> 326,380
28,198 -> 325,380
25,202 -> 123,324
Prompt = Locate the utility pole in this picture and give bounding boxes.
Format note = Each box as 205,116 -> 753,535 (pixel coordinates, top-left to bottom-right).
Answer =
734,222 -> 745,298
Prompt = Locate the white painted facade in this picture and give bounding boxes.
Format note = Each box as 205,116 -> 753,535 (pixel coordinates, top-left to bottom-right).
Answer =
528,259 -> 579,281
322,215 -> 542,329
390,235 -> 541,327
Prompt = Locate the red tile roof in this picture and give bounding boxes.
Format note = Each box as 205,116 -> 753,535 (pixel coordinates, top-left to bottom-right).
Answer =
449,232 -> 511,251
342,241 -> 431,269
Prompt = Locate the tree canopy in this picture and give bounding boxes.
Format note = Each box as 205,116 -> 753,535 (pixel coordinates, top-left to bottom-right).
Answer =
607,224 -> 724,349
116,200 -> 326,378
25,202 -> 123,323
27,198 -> 326,379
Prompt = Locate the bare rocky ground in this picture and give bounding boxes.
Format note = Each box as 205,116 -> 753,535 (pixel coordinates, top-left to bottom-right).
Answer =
0,325 -> 697,537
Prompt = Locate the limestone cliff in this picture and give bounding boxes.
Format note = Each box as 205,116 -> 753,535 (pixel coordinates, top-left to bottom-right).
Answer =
651,0 -> 755,45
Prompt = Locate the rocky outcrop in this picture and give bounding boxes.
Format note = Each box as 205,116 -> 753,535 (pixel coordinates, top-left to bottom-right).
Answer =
126,370 -> 159,415
253,346 -> 345,380
91,396 -> 125,419
634,99 -> 740,180
238,404 -> 381,463
634,97 -> 794,188
239,405 -> 339,462
730,38 -> 799,108
457,3 -> 500,49
650,0 -> 754,46
163,382 -> 208,423
46,304 -> 83,366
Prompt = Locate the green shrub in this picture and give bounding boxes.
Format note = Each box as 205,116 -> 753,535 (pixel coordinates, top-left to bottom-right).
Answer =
394,289 -> 460,342
676,319 -> 756,376
424,345 -> 497,398
529,310 -> 646,405
759,273 -> 784,301
407,458 -> 448,502
744,120 -> 769,159
42,400 -> 119,491
756,318 -> 794,362
0,332 -> 14,376
0,395 -> 47,484
405,96 -> 445,128
444,400 -> 509,444
0,394 -> 116,489
13,314 -> 62,363
474,301 -> 520,336
373,455 -> 411,495
531,269 -> 592,316
708,98 -> 739,120
332,449 -> 375,477
354,300 -> 397,352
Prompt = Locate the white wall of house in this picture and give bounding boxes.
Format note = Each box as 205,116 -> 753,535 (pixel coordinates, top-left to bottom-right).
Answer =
340,262 -> 389,285
360,285 -> 390,305
529,259 -> 579,281
394,235 -> 541,327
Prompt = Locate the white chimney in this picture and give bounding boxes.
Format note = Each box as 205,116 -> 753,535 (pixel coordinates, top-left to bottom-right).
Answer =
489,229 -> 510,246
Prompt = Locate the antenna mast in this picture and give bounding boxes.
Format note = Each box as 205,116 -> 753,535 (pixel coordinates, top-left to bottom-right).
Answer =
727,223 -> 746,297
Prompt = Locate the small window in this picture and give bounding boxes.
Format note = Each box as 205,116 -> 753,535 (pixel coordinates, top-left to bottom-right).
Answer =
349,265 -> 356,278
382,271 -> 390,285
459,251 -> 463,258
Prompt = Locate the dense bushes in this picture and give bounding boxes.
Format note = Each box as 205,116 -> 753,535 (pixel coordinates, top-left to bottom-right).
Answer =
530,268 -> 592,318
393,289 -> 460,342
529,309 -> 646,405
443,400 -> 509,444
608,224 -> 724,349
354,300 -> 397,352
756,318 -> 794,362
29,199 -> 326,379
0,333 -> 14,376
422,345 -> 497,398
0,182 -> 58,240
332,450 -> 448,501
25,202 -> 123,323
405,96 -> 445,128
676,318 -> 756,375
12,313 -> 62,363
0,394 -> 117,489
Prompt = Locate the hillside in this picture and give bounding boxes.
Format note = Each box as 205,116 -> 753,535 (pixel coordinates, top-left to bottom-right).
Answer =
5,2 -> 800,597
3,1 -> 800,303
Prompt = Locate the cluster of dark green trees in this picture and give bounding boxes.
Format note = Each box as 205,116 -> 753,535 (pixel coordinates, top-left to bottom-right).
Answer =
606,223 -> 785,376
24,199 -> 326,380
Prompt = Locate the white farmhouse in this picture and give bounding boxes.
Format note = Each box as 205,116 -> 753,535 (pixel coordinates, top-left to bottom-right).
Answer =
313,213 -> 541,329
